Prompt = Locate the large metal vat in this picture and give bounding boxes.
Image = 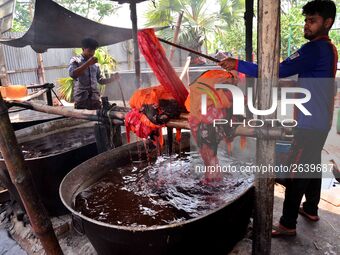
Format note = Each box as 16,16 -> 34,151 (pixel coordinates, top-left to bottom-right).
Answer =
0,118 -> 98,216
60,133 -> 254,255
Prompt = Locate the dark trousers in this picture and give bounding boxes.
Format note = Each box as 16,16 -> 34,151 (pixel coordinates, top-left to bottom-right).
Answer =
279,129 -> 328,229
74,98 -> 101,110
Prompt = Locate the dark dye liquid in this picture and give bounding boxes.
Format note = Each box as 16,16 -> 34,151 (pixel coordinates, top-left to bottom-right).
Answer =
74,151 -> 253,228
0,126 -> 95,159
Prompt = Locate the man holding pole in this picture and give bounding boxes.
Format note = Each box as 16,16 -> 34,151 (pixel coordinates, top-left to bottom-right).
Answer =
69,38 -> 119,110
218,0 -> 337,236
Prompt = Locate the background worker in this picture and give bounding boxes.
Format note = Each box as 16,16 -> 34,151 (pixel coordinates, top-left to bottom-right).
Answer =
69,38 -> 119,110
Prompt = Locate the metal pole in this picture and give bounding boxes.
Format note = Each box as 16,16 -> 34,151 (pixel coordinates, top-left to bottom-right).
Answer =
245,0 -> 254,119
46,89 -> 53,106
245,0 -> 254,62
158,38 -> 220,63
130,2 -> 141,88
0,95 -> 63,255
253,0 -> 280,254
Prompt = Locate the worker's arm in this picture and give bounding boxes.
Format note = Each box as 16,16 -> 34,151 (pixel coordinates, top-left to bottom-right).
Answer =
97,69 -> 120,85
219,43 -> 320,78
278,79 -> 298,87
69,57 -> 98,79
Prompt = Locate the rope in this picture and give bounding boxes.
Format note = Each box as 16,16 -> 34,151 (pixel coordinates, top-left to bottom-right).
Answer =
107,104 -> 118,148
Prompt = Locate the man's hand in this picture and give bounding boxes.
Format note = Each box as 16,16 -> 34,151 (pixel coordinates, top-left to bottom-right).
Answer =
218,57 -> 237,71
108,72 -> 120,83
87,56 -> 98,66
112,72 -> 120,81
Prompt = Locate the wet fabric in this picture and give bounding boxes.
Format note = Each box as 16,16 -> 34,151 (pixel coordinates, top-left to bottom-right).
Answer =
137,29 -> 188,107
0,0 -> 165,53
186,70 -> 246,181
125,85 -> 181,143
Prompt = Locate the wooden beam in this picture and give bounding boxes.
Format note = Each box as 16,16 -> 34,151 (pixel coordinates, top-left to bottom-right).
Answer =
7,101 -> 293,140
0,95 -> 63,255
253,0 -> 281,255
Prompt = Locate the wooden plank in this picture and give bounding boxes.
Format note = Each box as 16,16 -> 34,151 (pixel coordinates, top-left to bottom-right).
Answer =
253,0 -> 281,255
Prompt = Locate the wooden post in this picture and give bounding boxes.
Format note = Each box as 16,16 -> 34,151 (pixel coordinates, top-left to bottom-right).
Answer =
37,53 -> 46,84
253,0 -> 280,255
0,44 -> 10,86
169,11 -> 184,62
130,2 -> 141,88
0,95 -> 63,255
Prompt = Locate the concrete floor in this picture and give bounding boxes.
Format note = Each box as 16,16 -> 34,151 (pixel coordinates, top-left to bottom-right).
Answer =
0,229 -> 26,255
271,184 -> 339,255
270,111 -> 340,255
231,109 -> 340,255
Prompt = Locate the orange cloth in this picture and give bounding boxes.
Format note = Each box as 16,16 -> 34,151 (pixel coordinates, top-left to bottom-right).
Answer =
126,85 -> 179,144
185,70 -> 236,118
129,85 -> 175,109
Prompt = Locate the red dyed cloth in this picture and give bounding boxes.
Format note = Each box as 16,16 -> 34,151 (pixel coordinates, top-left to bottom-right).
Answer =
185,70 -> 246,182
125,85 -> 181,145
125,108 -> 163,142
137,29 -> 188,107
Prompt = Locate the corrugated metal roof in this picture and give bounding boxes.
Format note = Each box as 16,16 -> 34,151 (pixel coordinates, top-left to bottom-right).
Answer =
0,0 -> 15,33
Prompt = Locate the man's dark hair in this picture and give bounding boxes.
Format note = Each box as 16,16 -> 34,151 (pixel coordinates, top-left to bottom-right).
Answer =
303,0 -> 336,27
81,38 -> 99,50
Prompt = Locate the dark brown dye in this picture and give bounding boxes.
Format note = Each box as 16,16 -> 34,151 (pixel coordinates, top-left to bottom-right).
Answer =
0,127 -> 95,159
74,151 -> 253,228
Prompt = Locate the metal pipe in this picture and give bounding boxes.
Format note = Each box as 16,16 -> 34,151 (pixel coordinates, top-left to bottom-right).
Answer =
158,38 -> 220,63
130,2 -> 141,88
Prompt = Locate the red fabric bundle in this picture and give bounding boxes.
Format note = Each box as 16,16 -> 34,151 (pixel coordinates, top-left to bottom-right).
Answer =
125,108 -> 162,141
137,29 -> 188,107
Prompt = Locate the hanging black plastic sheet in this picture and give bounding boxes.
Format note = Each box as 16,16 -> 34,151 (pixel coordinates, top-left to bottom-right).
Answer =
0,0 -> 162,53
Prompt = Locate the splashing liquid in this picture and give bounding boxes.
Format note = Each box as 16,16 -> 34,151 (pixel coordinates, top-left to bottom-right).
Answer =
74,151 -> 253,228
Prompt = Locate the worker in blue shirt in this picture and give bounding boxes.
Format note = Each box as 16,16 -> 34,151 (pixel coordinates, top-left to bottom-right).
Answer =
219,0 -> 338,237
